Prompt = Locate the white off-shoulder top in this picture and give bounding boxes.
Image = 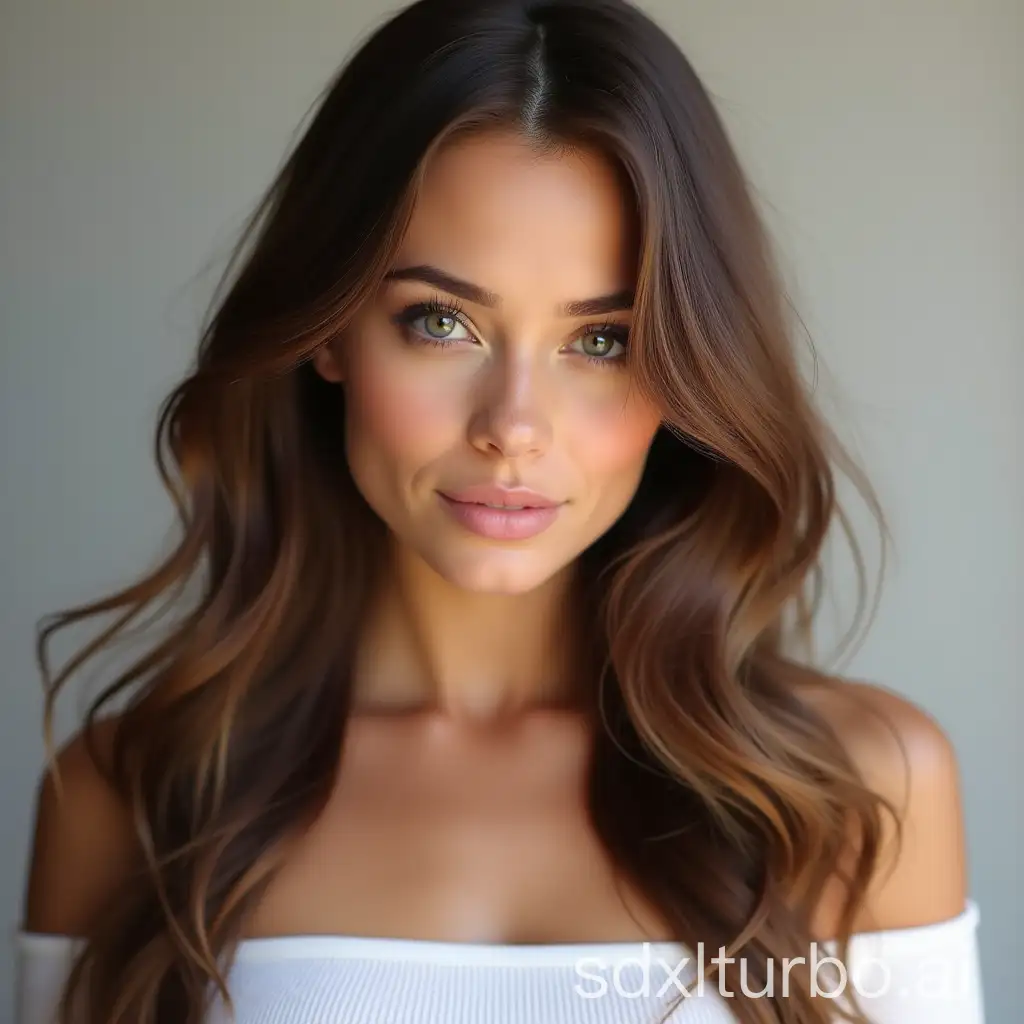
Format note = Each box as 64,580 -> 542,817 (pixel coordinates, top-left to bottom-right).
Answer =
13,900 -> 983,1023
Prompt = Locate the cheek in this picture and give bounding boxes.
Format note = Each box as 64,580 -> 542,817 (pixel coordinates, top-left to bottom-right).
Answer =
345,349 -> 461,465
562,386 -> 661,494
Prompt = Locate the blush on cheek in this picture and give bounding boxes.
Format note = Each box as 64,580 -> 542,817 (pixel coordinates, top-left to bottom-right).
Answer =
346,358 -> 463,466
561,401 -> 660,517
567,386 -> 661,463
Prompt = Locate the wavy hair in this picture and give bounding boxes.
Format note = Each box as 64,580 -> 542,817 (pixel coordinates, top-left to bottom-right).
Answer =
35,1 -> 894,1021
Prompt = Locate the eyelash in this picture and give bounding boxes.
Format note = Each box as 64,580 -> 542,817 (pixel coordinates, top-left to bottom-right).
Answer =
391,296 -> 630,369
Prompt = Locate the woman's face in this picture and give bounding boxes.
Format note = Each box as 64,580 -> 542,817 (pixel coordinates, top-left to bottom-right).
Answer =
313,129 -> 662,594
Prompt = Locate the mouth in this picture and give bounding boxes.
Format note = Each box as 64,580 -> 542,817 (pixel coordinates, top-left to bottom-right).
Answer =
437,491 -> 564,541
456,501 -> 540,510
438,485 -> 561,509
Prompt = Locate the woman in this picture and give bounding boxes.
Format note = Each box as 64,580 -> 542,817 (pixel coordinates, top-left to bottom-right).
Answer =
15,0 -> 983,1022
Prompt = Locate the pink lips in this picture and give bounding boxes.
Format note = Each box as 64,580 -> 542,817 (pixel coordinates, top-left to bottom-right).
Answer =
437,484 -> 564,541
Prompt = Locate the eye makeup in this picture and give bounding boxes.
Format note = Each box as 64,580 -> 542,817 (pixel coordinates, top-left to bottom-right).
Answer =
390,295 -> 630,368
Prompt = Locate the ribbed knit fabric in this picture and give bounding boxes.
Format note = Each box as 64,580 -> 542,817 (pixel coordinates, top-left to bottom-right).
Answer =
13,900 -> 983,1023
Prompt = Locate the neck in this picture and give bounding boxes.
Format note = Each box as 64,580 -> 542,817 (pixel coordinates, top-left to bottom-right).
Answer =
351,541 -> 591,724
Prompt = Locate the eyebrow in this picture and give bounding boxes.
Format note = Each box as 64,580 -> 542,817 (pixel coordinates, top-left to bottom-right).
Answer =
383,264 -> 634,318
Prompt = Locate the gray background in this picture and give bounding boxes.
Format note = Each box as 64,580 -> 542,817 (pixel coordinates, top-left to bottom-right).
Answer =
2,0 -> 1020,1018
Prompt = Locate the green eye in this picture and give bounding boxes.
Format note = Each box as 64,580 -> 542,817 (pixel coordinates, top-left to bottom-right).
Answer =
580,330 -> 621,358
421,312 -> 459,338
393,301 -> 472,345
573,326 -> 628,365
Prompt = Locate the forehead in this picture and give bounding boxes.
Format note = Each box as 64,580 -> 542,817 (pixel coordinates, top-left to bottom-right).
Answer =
396,129 -> 637,303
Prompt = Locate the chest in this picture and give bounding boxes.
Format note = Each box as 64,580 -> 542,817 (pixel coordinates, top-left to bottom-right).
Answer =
243,716 -> 668,944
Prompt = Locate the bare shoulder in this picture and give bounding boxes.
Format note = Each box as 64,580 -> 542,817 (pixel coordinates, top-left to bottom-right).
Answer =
804,677 -> 962,809
22,714 -> 141,936
801,678 -> 969,934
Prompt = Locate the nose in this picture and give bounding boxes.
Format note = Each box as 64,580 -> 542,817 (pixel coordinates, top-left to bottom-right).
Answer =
466,352 -> 553,460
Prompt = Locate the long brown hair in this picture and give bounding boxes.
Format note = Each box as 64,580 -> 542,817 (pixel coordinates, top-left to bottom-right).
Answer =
36,1 -> 895,1020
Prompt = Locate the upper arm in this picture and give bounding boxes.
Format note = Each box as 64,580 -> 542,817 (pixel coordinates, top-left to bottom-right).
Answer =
809,681 -> 969,936
22,716 -> 141,936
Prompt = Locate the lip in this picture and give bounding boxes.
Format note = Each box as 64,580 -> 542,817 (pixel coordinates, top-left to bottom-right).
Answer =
439,484 -> 561,509
437,485 -> 565,541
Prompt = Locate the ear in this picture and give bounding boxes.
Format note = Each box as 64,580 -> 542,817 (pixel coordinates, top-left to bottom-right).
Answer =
311,340 -> 344,384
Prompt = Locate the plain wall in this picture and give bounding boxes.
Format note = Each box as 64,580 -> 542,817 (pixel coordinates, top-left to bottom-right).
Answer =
2,0 -> 1020,1018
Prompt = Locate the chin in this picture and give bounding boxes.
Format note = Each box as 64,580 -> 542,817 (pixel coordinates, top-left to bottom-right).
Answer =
423,547 -> 566,596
